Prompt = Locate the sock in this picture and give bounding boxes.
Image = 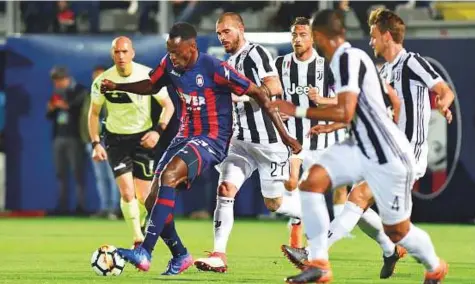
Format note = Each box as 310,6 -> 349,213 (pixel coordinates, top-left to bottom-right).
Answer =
290,218 -> 301,225
142,186 -> 177,254
213,196 -> 235,253
275,190 -> 302,219
358,208 -> 395,257
120,198 -> 144,242
138,200 -> 148,228
397,223 -> 440,272
328,202 -> 363,248
160,218 -> 188,257
300,191 -> 330,260
333,204 -> 344,218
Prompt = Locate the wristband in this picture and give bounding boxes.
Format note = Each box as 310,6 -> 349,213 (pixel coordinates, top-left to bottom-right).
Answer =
295,107 -> 308,118
155,125 -> 165,136
91,141 -> 101,149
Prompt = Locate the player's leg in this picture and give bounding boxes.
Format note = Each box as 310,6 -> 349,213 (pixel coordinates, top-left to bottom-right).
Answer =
366,155 -> 447,283
332,186 -> 348,218
132,147 -> 156,233
194,141 -> 255,272
285,155 -> 304,249
285,141 -> 363,283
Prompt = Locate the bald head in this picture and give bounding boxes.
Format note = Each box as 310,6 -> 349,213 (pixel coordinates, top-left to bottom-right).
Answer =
217,12 -> 244,28
111,36 -> 135,74
216,12 -> 245,54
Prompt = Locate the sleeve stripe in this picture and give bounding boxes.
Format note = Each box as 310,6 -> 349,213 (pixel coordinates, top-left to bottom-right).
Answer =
339,52 -> 350,87
413,54 -> 438,79
254,45 -> 274,73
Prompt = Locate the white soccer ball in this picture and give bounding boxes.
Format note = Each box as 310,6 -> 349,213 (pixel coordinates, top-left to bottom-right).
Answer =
90,245 -> 125,276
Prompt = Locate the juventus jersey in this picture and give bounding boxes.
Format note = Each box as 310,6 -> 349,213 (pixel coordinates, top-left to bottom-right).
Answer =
227,41 -> 281,144
379,49 -> 442,163
332,42 -> 411,164
275,49 -> 347,151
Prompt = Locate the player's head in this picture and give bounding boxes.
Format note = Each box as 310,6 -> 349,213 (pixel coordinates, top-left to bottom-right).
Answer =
290,17 -> 313,57
311,9 -> 346,59
216,12 -> 245,54
92,65 -> 106,80
368,8 -> 405,58
167,22 -> 198,70
50,66 -> 71,90
111,36 -> 135,71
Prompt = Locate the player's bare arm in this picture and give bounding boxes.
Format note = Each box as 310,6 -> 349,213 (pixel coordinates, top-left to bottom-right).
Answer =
385,83 -> 401,123
307,122 -> 347,137
244,83 -> 302,154
88,102 -> 108,161
101,78 -> 159,95
262,75 -> 283,97
273,91 -> 357,124
308,87 -> 337,105
431,81 -> 455,123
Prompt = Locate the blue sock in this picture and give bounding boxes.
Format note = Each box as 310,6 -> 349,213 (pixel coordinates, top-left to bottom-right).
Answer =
142,185 -> 176,254
161,219 -> 188,257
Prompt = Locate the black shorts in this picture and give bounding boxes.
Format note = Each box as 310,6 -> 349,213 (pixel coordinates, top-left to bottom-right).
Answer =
104,130 -> 155,181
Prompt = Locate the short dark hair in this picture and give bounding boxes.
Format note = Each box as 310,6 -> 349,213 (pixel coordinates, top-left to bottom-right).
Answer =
93,65 -> 106,72
368,8 -> 405,44
169,22 -> 197,41
291,17 -> 311,29
217,12 -> 244,26
50,66 -> 69,80
311,9 -> 346,38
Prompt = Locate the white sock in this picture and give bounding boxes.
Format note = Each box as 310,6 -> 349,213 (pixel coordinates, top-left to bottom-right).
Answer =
276,190 -> 302,219
213,196 -> 235,253
300,191 -> 330,260
358,208 -> 395,257
328,202 -> 363,248
397,223 -> 440,271
333,204 -> 345,217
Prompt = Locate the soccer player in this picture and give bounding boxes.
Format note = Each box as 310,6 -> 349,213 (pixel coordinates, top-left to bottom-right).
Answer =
102,23 -> 300,275
273,9 -> 448,283
194,12 -> 303,272
274,16 -> 349,249
88,36 -> 175,246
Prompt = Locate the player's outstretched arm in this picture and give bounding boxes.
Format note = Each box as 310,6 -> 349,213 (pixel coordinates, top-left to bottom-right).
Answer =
431,81 -> 455,123
101,79 -> 158,95
307,122 -> 347,137
246,83 -> 302,154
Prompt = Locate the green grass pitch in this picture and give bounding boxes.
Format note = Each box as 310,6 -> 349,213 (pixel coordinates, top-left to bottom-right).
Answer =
0,218 -> 474,283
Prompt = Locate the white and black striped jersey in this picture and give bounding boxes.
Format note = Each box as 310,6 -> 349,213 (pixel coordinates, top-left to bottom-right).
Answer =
275,49 -> 347,151
227,41 -> 281,144
331,42 -> 411,164
379,49 -> 442,164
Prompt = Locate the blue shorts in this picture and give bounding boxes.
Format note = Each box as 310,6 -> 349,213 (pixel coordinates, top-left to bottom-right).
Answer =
155,136 -> 222,188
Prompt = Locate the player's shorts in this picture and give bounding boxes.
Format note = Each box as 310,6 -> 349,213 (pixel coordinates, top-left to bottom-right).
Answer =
104,130 -> 155,181
308,139 -> 416,225
155,136 -> 222,188
414,144 -> 428,180
296,148 -> 328,172
217,138 -> 290,199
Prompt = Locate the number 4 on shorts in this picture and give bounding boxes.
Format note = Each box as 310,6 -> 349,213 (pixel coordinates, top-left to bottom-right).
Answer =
391,196 -> 400,211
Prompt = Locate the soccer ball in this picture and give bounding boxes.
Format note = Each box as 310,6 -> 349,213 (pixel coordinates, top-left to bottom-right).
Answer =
90,245 -> 125,276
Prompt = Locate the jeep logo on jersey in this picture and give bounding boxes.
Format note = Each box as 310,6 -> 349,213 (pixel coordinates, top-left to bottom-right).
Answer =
287,83 -> 319,96
196,74 -> 204,87
412,57 -> 461,200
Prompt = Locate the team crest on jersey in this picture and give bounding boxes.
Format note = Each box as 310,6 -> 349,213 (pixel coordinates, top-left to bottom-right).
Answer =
316,70 -> 323,81
196,74 -> 204,87
412,57 -> 461,200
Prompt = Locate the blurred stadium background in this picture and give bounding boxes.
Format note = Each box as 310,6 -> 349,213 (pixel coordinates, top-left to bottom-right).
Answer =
1,1 -> 475,283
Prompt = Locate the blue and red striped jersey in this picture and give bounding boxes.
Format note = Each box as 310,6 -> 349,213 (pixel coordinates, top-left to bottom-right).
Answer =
149,52 -> 251,155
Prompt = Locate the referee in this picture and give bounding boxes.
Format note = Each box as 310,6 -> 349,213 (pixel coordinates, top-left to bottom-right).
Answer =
88,36 -> 174,247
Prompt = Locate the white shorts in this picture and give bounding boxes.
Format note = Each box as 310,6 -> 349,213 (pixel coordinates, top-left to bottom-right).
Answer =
218,138 -> 290,198
297,149 -> 328,172
308,140 -> 416,225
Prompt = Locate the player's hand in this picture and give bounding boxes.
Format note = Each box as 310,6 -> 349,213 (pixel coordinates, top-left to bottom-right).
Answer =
101,79 -> 117,94
435,96 -> 453,124
279,112 -> 290,121
307,86 -> 321,104
284,177 -> 299,191
92,144 -> 107,161
282,135 -> 302,155
306,124 -> 334,137
141,131 -> 160,149
271,100 -> 297,117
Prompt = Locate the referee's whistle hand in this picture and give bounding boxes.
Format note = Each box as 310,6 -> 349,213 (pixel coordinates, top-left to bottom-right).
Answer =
140,131 -> 159,149
100,79 -> 116,93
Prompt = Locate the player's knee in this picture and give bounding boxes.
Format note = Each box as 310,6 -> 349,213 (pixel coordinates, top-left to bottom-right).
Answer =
383,220 -> 411,243
299,165 -> 331,193
217,181 -> 237,198
120,189 -> 135,202
348,184 -> 373,210
263,197 -> 282,212
160,169 -> 181,188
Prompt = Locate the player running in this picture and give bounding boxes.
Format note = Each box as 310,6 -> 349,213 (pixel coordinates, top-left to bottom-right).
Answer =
274,9 -> 448,284
102,22 -> 300,275
194,12 -> 304,272
89,36 -> 174,247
